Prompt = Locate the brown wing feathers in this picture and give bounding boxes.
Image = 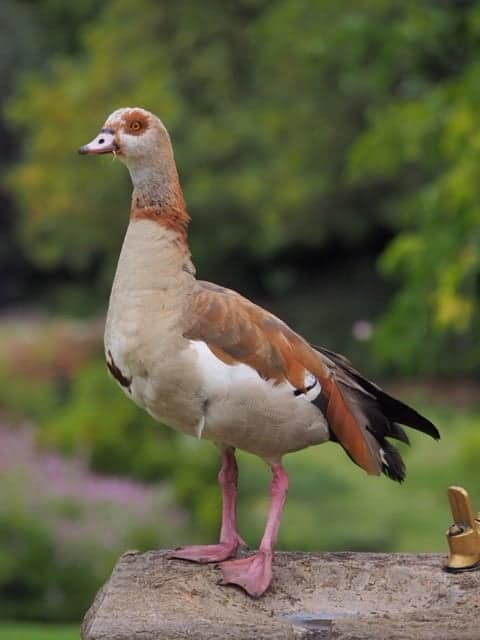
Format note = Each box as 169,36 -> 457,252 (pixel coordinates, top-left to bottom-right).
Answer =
320,376 -> 380,475
185,282 -> 439,482
185,281 -> 321,389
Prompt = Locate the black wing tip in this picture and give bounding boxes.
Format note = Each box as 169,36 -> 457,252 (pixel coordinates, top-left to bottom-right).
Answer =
404,410 -> 440,441
389,422 -> 411,446
383,467 -> 405,483
431,422 -> 441,440
381,418 -> 440,480
400,405 -> 439,439
384,468 -> 406,483
359,377 -> 441,441
380,441 -> 406,483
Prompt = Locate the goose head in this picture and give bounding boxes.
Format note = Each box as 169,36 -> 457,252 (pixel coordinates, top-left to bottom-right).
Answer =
79,107 -> 174,166
78,107 -> 181,201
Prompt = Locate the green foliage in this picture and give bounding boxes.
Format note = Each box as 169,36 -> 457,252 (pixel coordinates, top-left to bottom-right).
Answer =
0,623 -> 78,640
349,3 -> 480,374
0,2 -> 38,103
43,360 -> 176,479
6,0 -> 415,297
19,0 -> 104,57
0,420 -> 184,622
6,0 -> 480,370
1,504 -> 72,620
0,510 -> 92,622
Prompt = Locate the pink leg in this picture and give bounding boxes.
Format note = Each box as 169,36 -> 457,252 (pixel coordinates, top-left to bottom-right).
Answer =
219,462 -> 288,597
168,447 -> 246,563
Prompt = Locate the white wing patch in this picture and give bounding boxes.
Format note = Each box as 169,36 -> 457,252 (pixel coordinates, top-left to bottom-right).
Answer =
189,340 -> 260,393
189,340 -> 321,402
380,447 -> 388,467
301,373 -> 322,402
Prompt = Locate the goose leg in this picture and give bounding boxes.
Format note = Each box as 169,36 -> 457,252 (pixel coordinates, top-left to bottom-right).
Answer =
168,447 -> 246,563
219,462 -> 288,597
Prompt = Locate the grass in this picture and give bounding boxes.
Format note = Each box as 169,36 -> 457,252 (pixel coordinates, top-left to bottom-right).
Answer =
0,623 -> 78,640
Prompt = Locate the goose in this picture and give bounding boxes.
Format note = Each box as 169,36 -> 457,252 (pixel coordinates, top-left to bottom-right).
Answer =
79,107 -> 439,597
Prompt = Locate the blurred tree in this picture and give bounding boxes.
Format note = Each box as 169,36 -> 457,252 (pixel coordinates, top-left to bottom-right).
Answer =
6,0 -> 403,307
350,0 -> 480,374
19,0 -> 104,56
0,0 -> 105,308
0,1 -> 38,305
5,0 -> 480,371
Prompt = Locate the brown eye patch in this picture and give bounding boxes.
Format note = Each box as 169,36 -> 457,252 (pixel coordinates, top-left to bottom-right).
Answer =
123,110 -> 149,135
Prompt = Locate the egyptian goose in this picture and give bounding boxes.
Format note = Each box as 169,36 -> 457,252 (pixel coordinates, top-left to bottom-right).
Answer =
79,108 -> 439,597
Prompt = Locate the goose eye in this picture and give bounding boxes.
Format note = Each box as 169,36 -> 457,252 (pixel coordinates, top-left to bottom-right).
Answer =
130,120 -> 142,131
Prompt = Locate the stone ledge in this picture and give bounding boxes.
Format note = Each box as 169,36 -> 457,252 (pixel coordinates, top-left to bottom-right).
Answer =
81,550 -> 480,640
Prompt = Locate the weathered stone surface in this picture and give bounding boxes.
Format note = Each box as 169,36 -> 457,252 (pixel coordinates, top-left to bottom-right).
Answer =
81,550 -> 480,640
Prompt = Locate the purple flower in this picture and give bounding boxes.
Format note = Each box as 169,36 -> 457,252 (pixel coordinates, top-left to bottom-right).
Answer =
0,423 -> 186,553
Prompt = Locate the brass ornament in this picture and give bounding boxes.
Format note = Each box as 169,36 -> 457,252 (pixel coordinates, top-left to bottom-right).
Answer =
445,486 -> 480,572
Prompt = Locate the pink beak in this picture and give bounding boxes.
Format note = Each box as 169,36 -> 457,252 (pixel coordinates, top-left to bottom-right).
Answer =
78,129 -> 118,155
